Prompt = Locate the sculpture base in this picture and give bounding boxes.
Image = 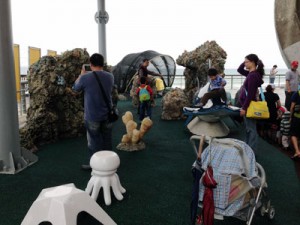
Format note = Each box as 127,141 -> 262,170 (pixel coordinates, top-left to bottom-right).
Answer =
0,147 -> 38,174
116,141 -> 146,151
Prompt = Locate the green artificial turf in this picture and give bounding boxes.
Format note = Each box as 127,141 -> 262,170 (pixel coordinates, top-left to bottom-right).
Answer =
0,99 -> 299,225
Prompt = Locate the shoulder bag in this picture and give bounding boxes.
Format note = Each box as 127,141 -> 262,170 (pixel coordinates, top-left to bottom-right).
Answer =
245,87 -> 270,119
93,72 -> 119,122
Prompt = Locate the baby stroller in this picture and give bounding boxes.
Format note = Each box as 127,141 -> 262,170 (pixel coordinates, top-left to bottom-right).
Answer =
190,135 -> 275,225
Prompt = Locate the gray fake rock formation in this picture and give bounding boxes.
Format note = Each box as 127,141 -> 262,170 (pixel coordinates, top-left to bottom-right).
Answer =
275,0 -> 300,67
176,40 -> 227,103
161,88 -> 189,120
19,48 -> 118,150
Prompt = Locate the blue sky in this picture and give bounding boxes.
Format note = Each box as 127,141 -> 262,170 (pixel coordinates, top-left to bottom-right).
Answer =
11,0 -> 285,69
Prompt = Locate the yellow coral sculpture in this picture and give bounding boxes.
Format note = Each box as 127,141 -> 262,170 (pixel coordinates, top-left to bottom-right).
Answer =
117,111 -> 153,151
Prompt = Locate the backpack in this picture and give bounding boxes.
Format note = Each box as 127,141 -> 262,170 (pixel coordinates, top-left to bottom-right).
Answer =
139,85 -> 150,102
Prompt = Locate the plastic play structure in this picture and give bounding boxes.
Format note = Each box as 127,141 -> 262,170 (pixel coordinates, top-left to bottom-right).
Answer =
112,50 -> 176,93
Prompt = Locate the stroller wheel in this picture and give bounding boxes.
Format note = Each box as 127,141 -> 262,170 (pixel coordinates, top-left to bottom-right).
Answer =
268,206 -> 275,220
260,205 -> 266,217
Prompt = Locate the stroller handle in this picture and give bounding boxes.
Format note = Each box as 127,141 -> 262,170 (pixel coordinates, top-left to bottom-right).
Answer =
190,135 -> 257,178
190,135 -> 207,156
255,162 -> 266,187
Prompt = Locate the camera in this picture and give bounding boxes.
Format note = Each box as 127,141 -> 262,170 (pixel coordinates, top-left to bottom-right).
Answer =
83,64 -> 91,71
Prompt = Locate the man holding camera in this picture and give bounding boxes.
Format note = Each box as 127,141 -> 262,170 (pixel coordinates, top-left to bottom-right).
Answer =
73,53 -> 114,170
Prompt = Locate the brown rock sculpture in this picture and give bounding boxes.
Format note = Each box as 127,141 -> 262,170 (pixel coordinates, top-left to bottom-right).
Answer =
19,48 -> 117,151
176,40 -> 227,103
161,88 -> 190,120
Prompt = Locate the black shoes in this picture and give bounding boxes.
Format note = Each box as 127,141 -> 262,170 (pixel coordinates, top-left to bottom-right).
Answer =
291,154 -> 300,160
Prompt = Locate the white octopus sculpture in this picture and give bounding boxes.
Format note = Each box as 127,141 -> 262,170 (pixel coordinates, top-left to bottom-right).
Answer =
85,151 -> 126,205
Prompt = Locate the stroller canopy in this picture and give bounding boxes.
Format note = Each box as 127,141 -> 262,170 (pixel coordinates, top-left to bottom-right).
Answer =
112,50 -> 176,93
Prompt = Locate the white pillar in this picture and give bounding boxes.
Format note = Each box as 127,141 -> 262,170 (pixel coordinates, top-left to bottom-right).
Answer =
96,0 -> 109,62
0,0 -> 38,174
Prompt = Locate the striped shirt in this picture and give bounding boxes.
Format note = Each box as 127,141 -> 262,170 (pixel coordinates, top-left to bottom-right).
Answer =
280,112 -> 291,136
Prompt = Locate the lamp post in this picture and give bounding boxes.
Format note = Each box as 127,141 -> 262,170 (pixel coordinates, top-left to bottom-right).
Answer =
95,0 -> 109,62
0,0 -> 37,174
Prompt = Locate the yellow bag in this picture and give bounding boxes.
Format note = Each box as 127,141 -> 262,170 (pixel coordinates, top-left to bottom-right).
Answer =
245,86 -> 270,119
156,78 -> 165,91
246,100 -> 270,119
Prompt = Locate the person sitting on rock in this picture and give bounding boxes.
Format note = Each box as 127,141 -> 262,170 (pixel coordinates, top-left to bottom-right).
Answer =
196,68 -> 227,108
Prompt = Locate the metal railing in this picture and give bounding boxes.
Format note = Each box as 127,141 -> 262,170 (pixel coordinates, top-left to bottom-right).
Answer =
18,80 -> 29,116
17,74 -> 286,116
226,74 -> 286,89
172,74 -> 286,90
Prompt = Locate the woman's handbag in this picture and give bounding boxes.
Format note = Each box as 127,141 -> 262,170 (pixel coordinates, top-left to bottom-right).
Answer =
245,87 -> 270,119
93,72 -> 119,122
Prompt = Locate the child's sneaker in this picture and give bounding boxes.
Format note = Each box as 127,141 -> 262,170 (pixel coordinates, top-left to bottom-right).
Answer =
194,103 -> 203,108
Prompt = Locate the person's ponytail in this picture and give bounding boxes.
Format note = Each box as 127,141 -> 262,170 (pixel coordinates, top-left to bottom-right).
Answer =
256,59 -> 265,77
245,53 -> 265,77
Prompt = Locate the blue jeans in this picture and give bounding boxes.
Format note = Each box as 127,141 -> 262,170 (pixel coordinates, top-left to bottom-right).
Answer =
269,77 -> 275,84
243,116 -> 258,153
139,100 -> 152,121
84,120 -> 112,160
